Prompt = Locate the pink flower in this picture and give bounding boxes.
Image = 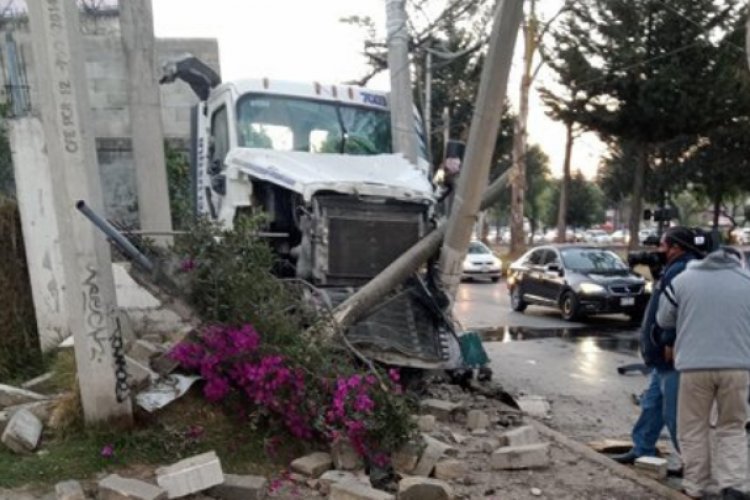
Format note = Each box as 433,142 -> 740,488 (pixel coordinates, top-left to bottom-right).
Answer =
388,368 -> 400,383
100,443 -> 115,459
179,258 -> 197,272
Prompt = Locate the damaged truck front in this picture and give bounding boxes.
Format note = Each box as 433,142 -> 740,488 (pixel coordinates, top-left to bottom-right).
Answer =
163,56 -> 457,369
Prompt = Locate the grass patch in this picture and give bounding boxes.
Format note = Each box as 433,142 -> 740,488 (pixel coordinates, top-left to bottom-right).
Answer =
0,391 -> 299,489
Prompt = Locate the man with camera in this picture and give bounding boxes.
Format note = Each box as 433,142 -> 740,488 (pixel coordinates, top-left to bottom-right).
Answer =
612,226 -> 701,466
657,247 -> 750,500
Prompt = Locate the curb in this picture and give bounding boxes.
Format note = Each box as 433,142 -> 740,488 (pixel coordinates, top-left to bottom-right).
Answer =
529,419 -> 690,500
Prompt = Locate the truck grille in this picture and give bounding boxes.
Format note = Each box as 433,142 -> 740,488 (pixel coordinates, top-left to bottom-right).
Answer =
315,195 -> 426,285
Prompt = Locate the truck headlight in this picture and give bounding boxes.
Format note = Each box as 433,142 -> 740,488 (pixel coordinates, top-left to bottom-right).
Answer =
580,282 -> 606,294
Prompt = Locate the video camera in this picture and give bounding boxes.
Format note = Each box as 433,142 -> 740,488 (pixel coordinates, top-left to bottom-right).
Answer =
627,226 -> 716,281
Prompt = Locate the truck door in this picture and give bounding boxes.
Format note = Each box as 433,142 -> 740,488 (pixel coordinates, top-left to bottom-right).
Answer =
203,92 -> 235,219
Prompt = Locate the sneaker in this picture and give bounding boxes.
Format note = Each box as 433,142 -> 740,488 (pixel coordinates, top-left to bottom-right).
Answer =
610,450 -> 639,464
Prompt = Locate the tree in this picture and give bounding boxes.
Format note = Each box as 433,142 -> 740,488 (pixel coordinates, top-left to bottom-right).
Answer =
545,0 -> 743,248
543,171 -> 604,229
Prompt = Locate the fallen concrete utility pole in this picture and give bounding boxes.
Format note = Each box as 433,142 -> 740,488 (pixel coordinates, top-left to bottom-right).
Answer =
331,170 -> 509,332
438,0 -> 523,301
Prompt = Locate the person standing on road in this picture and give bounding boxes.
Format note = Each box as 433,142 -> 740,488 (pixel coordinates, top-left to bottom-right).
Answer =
612,226 -> 700,465
656,247 -> 750,500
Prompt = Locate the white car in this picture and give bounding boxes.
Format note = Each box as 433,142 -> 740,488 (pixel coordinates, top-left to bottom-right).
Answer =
584,229 -> 612,244
462,241 -> 503,282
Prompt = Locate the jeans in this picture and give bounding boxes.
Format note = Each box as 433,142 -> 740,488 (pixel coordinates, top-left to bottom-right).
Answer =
631,368 -> 680,456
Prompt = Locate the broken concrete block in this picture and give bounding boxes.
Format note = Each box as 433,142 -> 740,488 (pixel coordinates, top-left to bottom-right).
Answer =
6,400 -> 56,426
419,399 -> 462,421
55,480 -> 86,500
125,356 -> 157,390
516,395 -> 550,419
479,438 -> 501,454
434,459 -> 468,481
0,384 -> 47,409
398,477 -> 453,500
502,425 -> 539,447
491,444 -> 550,470
412,435 -> 455,477
392,440 -> 422,475
416,414 -> 436,433
127,339 -> 163,366
634,456 -> 668,480
209,474 -> 267,500
331,437 -> 363,470
466,410 -> 490,431
156,451 -> 224,498
289,451 -> 332,478
329,480 -> 394,500
99,474 -> 167,500
1,408 -> 42,453
318,471 -> 358,495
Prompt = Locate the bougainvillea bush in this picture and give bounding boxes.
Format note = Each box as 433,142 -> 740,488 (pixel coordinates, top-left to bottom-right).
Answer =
171,217 -> 416,461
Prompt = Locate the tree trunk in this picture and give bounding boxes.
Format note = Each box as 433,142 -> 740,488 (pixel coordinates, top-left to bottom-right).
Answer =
556,121 -> 573,243
510,75 -> 530,254
628,143 -> 648,251
712,195 -> 721,230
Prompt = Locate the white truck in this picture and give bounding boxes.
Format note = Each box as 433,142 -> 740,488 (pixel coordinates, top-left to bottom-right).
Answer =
161,56 -> 456,369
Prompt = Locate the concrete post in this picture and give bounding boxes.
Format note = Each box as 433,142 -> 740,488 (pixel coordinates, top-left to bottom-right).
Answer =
119,0 -> 173,246
386,0 -> 418,165
438,0 -> 523,299
26,0 -> 132,424
9,118 -> 70,351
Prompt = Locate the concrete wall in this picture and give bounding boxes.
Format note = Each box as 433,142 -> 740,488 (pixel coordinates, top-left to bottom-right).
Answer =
0,12 -> 220,225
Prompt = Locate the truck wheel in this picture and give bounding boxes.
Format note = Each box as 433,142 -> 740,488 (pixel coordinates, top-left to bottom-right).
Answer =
510,286 -> 527,312
560,291 -> 580,321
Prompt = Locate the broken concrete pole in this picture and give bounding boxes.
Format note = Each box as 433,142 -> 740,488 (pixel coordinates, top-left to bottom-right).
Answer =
21,373 -> 54,393
329,480 -> 394,500
419,399 -> 462,422
55,480 -> 86,500
0,384 -> 47,408
502,425 -> 540,447
398,477 -> 453,500
634,456 -> 668,480
466,410 -> 490,431
289,451 -> 332,478
209,474 -> 267,500
1,408 -> 42,453
125,356 -> 157,390
99,474 -> 167,500
412,435 -> 455,477
127,339 -> 163,366
491,443 -> 550,470
318,471 -> 358,496
434,459 -> 468,481
156,451 -> 224,498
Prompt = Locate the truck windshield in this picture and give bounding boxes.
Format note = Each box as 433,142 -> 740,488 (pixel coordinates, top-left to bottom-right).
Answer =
236,95 -> 392,156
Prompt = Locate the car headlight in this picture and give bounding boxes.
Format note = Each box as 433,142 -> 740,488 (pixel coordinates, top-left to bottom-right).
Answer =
645,280 -> 653,294
580,282 -> 606,294
493,257 -> 502,268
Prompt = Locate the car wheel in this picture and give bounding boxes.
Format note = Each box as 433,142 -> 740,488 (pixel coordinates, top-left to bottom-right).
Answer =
560,291 -> 580,321
510,286 -> 527,312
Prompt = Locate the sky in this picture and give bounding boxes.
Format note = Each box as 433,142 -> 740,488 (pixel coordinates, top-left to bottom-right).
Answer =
151,0 -> 606,179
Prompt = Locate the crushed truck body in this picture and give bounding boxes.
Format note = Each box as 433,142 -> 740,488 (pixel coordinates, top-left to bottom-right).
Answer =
161,56 -> 459,369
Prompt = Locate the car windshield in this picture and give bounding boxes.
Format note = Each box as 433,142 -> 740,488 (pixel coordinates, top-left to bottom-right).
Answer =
467,242 -> 491,254
236,94 -> 392,156
560,248 -> 628,272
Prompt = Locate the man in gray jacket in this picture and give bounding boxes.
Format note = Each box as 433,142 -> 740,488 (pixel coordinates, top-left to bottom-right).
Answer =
657,247 -> 750,500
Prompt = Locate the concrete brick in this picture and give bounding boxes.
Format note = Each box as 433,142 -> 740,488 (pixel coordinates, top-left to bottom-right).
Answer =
0,384 -> 47,408
634,456 -> 668,480
397,477 -> 453,500
55,480 -> 85,500
209,474 -> 267,500
466,410 -> 490,431
99,474 -> 166,500
156,451 -> 224,498
127,339 -> 163,366
1,408 -> 42,453
290,451 -> 332,478
318,471 -> 357,495
433,459 -> 467,481
502,425 -> 540,447
415,414 -> 436,433
491,444 -> 550,470
412,435 -> 455,477
419,399 -> 462,421
329,480 -> 394,500
391,440 -> 422,475
331,437 -> 363,471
